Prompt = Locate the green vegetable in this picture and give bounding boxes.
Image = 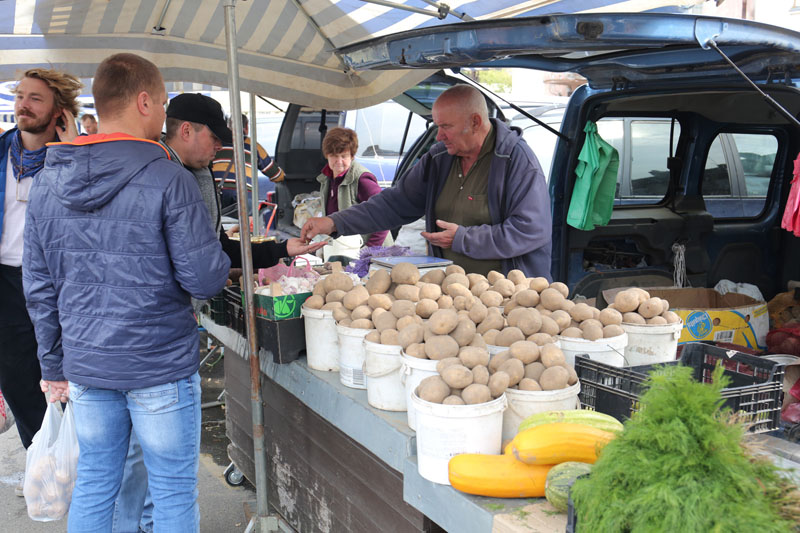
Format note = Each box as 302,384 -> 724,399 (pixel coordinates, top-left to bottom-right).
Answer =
544,461 -> 592,512
571,365 -> 799,532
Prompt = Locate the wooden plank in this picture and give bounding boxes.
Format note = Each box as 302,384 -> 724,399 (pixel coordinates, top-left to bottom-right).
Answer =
491,500 -> 566,533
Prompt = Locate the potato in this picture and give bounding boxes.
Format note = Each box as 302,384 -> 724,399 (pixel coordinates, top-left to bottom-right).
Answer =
560,327 -> 583,338
366,293 -> 390,311
428,308 -> 457,335
495,327 -> 525,347
562,363 -> 579,386
549,281 -> 569,298
516,290 -> 540,308
507,269 -> 526,286
420,269 -> 446,285
622,312 -> 646,325
398,324 -> 424,348
603,324 -> 625,338
479,290 -> 503,308
662,310 -> 681,324
540,343 -> 566,368
598,307 -> 623,326
396,315 -> 417,331
453,294 -> 474,311
506,307 -> 527,328
482,329 -> 500,345
417,375 -> 450,404
365,330 -> 381,343
519,378 -> 542,392
419,283 -> 442,301
440,395 -> 463,405
312,282 -> 327,297
498,358 -> 525,386
517,309 -> 543,336
536,305 -> 550,315
560,299 -> 576,314
325,289 -> 346,304
580,318 -> 603,332
539,315 -> 560,337
569,302 -> 593,322
525,361 -> 546,381
416,298 -> 438,319
509,341 -> 539,364
488,350 -> 512,373
350,318 -> 373,330
324,272 -> 354,293
391,262 -> 420,285
436,357 -> 462,374
528,332 -> 556,345
441,364 -> 474,389
351,305 -> 373,321
631,287 -> 651,303
486,270 -> 505,284
442,273 -> 470,292
468,301 -> 488,324
458,346 -> 490,369
488,372 -> 510,398
514,284 -> 529,295
472,365 -> 490,386
470,333 -> 487,348
457,309 -> 471,319
614,290 -> 640,313
466,273 -> 487,287
304,295 -> 324,309
443,264 -> 464,275
477,312 -> 504,334
405,343 -> 427,359
445,281 -> 471,299
539,366 -> 569,390
343,286 -> 370,310
425,335 -> 460,360
638,297 -> 663,319
540,288 -> 565,311
582,323 -> 603,341
332,307 -> 351,323
365,269 -> 391,295
394,284 -> 420,302
467,280 -> 489,299
660,299 -> 670,314
550,310 -> 571,332
437,294 -> 454,309
528,277 -> 549,292
492,279 -> 516,298
374,311 -> 397,332
391,299 -> 416,318
380,329 -> 399,345
321,301 -> 343,311
451,318 -> 477,347
647,316 -> 667,325
460,383 -> 491,404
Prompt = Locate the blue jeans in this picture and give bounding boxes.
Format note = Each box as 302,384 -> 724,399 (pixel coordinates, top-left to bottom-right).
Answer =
67,373 -> 201,533
112,431 -> 153,533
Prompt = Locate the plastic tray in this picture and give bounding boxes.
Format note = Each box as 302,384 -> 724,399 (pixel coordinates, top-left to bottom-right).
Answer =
575,342 -> 784,433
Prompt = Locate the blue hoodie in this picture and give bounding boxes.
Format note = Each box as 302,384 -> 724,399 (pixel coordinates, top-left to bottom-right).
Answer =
22,134 -> 231,389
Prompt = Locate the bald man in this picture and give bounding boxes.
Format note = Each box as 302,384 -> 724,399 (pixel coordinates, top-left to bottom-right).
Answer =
301,84 -> 552,278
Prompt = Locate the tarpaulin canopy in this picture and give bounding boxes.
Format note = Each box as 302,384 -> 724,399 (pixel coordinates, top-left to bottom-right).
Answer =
1,0 -> 711,109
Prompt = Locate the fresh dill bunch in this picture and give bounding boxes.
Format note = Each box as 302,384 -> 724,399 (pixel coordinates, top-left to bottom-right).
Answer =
572,364 -> 796,533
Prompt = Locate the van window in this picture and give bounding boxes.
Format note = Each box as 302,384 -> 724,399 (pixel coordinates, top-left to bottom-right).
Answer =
702,137 -> 732,196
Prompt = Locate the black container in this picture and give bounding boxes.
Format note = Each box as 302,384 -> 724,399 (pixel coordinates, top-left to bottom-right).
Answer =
223,286 -> 245,335
575,342 -> 784,433
209,292 -> 226,325
255,315 -> 306,364
565,473 -> 590,533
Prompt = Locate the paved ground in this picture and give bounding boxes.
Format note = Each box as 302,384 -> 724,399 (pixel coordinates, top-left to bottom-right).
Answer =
0,332 -> 256,532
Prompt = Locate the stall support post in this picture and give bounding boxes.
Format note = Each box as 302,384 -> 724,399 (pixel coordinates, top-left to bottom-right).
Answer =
223,2 -> 276,532
250,92 -> 262,235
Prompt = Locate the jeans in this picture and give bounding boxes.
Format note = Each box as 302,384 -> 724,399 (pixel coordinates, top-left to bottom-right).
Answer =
112,431 -> 153,533
67,373 -> 201,533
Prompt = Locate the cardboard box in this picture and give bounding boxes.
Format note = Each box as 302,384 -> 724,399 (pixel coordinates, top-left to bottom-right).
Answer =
253,291 -> 312,321
602,287 -> 769,350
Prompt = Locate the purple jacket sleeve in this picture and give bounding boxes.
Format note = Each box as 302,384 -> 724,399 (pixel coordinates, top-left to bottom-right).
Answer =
451,145 -> 552,260
330,156 -> 430,237
357,172 -> 390,247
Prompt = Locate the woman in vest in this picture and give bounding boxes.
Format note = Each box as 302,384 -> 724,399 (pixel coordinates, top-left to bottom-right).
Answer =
317,127 -> 388,247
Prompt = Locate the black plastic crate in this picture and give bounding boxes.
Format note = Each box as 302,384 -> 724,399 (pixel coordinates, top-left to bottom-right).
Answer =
223,286 -> 244,334
255,315 -> 306,364
209,292 -> 226,325
575,342 -> 784,433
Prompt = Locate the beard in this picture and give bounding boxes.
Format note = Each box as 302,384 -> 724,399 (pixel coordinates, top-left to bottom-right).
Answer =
16,109 -> 56,135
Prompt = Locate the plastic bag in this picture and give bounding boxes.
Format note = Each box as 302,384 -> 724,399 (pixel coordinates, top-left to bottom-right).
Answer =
766,325 -> 800,356
767,288 -> 800,329
567,121 -> 620,231
257,256 -> 320,293
0,388 -> 14,435
782,402 -> 800,424
24,402 -> 79,522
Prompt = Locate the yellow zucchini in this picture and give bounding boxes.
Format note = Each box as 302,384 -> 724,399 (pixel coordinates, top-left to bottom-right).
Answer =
511,422 -> 615,466
448,453 -> 552,498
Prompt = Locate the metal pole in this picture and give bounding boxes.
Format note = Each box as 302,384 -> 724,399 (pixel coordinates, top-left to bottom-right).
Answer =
250,92 -> 262,235
223,2 -> 274,532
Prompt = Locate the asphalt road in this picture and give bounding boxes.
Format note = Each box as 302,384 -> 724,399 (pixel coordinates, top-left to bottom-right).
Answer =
0,335 -> 256,532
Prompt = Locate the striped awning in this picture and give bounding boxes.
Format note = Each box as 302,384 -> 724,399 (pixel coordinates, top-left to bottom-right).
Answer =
0,0 -> 711,109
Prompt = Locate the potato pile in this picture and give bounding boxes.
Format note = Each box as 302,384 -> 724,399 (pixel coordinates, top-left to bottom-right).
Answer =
415,339 -> 578,405
608,288 -> 681,326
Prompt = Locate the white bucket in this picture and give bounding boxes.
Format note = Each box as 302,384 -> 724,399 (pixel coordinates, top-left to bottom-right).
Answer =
558,333 -> 628,368
400,353 -> 439,430
411,392 -> 507,485
364,341 -> 406,411
302,306 -> 339,372
501,382 -> 580,443
621,321 -> 683,367
337,324 -> 371,389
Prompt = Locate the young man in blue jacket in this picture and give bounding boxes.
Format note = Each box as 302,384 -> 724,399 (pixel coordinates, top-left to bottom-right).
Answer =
0,67 -> 81,475
22,53 -> 231,531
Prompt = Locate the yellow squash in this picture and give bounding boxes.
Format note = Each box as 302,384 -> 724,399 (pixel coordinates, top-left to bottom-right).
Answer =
448,453 -> 552,498
511,422 -> 615,466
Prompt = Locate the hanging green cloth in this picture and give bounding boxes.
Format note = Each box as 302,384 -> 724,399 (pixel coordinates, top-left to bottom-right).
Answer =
567,121 -> 619,231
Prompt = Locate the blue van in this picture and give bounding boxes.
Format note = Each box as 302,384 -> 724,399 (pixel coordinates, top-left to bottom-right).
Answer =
337,13 -> 800,301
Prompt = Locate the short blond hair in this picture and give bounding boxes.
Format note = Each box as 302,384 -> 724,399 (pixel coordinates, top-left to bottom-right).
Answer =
14,68 -> 82,116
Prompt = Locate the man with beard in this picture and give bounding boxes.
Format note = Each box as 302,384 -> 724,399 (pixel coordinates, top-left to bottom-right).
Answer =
80,113 -> 98,135
0,68 -> 81,494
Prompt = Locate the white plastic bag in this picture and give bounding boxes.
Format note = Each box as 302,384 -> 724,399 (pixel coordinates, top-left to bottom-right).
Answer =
24,402 -> 79,521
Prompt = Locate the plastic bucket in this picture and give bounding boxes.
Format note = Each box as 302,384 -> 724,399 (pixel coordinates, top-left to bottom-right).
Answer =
400,353 -> 439,430
364,341 -> 406,411
621,321 -> 683,366
558,333 -> 628,368
337,324 -> 372,389
501,382 -> 581,443
411,392 -> 507,485
302,306 -> 339,372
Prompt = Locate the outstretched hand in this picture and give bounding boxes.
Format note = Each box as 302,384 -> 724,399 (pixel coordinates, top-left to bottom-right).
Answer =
421,219 -> 459,249
300,217 -> 336,243
286,237 -> 326,257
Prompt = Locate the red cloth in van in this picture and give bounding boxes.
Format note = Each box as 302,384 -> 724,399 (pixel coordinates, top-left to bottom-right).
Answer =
781,153 -> 800,236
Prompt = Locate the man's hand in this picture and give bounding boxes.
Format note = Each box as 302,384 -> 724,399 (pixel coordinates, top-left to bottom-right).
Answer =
226,225 -> 239,238
41,379 -> 69,403
286,237 -> 327,257
300,217 -> 336,242
421,219 -> 459,249
55,109 -> 78,142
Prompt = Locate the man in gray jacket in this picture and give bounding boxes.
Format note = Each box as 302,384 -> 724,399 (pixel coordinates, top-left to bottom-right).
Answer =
301,84 -> 552,278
